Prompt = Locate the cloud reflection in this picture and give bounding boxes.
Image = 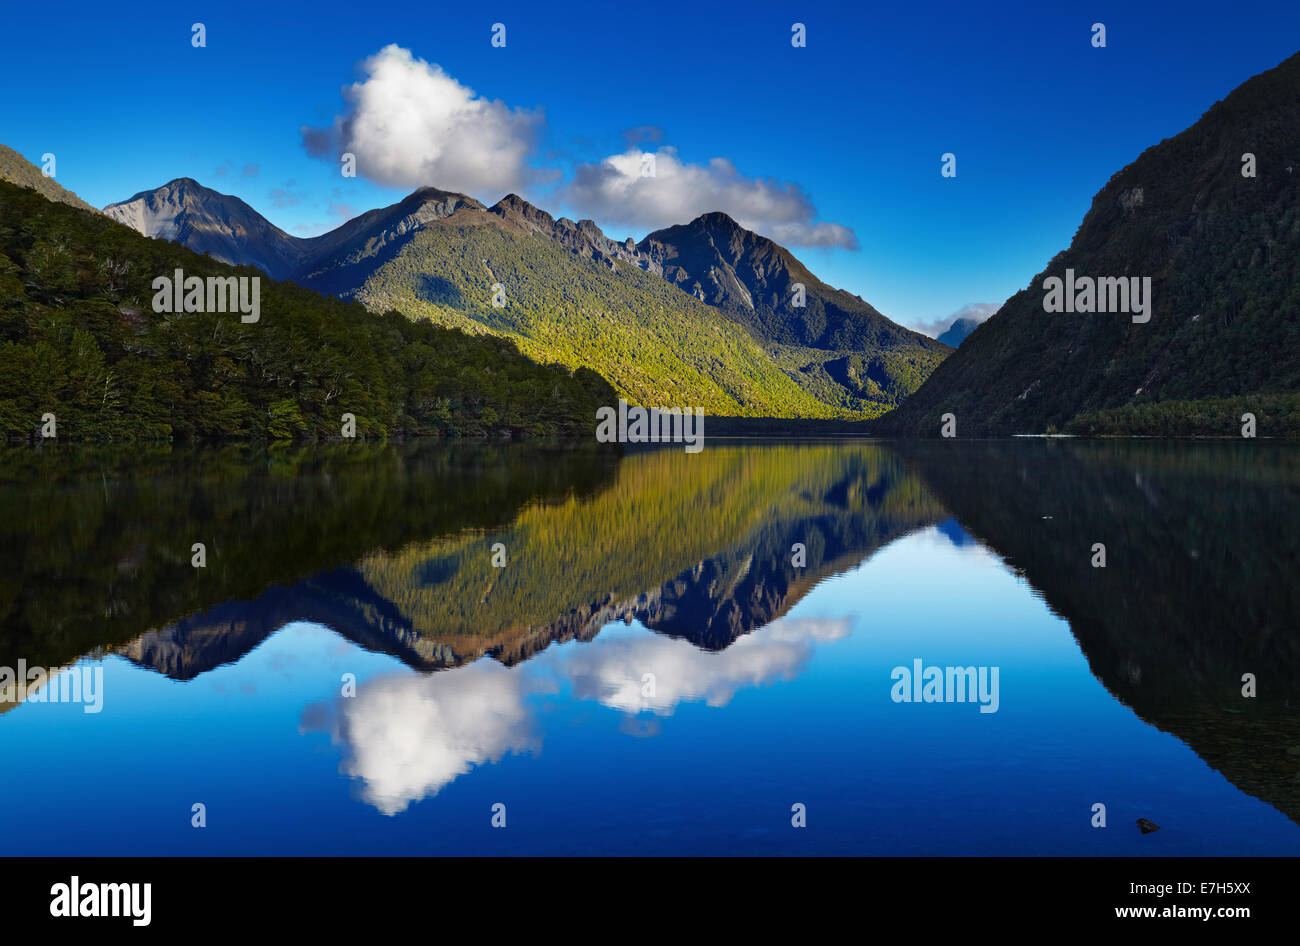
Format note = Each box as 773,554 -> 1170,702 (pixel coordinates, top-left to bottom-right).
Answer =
318,618 -> 849,813
312,659 -> 540,815
559,617 -> 851,714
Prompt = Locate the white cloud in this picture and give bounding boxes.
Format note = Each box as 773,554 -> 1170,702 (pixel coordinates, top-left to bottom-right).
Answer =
561,147 -> 858,249
301,44 -> 544,197
301,49 -> 853,246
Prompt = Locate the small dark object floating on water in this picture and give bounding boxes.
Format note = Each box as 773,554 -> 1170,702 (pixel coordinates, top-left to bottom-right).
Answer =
1137,818 -> 1161,834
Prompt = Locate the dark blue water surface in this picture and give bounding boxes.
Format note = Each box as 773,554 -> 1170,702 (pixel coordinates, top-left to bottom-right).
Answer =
1,440 -> 1297,855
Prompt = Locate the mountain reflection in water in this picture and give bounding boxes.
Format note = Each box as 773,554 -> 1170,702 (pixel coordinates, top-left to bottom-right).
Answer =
0,440 -> 1296,854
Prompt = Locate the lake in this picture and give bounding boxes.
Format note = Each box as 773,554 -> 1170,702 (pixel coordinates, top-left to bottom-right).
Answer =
1,439 -> 1297,855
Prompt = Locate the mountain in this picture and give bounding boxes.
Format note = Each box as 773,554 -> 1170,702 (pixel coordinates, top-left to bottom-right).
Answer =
340,197 -> 834,415
104,182 -> 947,418
638,212 -> 907,350
636,212 -> 949,410
875,50 -> 1300,437
936,317 -> 980,347
0,144 -> 99,214
487,193 -> 646,268
0,178 -> 615,443
104,177 -> 304,279
295,185 -> 487,295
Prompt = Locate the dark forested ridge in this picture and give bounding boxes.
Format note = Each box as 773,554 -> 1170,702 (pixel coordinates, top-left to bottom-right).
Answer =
0,179 -> 616,443
875,49 -> 1300,438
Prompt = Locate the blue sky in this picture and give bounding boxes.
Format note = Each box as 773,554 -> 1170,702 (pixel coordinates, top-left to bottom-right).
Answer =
5,0 -> 1299,331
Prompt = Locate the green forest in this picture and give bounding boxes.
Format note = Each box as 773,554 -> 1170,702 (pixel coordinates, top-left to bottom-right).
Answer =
0,179 -> 616,443
1065,392 -> 1300,437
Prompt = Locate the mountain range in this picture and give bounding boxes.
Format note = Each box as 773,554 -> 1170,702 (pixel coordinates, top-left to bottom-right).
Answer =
103,178 -> 948,417
876,49 -> 1300,437
6,48 -> 1300,437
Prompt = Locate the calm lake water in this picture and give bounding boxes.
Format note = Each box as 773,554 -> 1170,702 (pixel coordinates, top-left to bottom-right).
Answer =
1,439 -> 1297,855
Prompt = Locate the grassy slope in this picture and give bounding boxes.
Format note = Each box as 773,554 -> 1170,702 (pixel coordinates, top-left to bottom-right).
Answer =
0,144 -> 100,213
352,221 -> 851,418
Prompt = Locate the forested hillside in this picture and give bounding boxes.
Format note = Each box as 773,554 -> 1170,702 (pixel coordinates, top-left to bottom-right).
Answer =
875,50 -> 1300,437
0,180 -> 615,442
352,218 -> 840,416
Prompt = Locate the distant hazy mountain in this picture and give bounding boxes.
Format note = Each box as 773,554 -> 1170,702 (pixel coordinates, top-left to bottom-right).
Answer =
876,50 -> 1300,437
103,181 -> 947,418
0,144 -> 99,213
936,317 -> 980,347
912,302 -> 999,346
